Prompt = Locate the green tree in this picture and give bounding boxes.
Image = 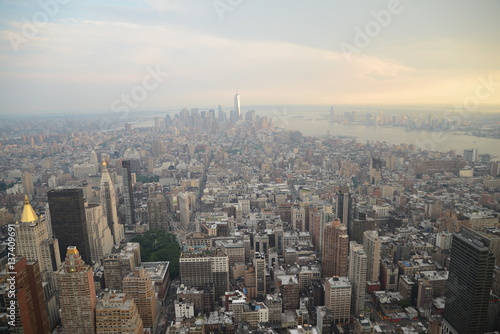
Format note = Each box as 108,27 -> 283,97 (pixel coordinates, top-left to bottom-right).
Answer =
131,230 -> 181,279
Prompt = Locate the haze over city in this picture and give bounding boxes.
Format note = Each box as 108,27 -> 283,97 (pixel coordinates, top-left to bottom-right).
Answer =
1,0 -> 500,114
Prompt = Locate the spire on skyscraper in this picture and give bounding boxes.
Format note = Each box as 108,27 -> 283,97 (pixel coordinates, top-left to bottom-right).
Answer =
20,194 -> 38,223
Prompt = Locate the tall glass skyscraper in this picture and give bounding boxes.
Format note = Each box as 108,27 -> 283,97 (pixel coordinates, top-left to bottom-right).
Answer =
48,188 -> 92,265
443,232 -> 495,334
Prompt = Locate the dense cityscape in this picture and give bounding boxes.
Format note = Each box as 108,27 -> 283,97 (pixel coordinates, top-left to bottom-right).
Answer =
0,96 -> 499,333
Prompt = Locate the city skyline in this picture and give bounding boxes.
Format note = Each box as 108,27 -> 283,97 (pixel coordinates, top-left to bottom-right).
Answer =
1,1 -> 500,114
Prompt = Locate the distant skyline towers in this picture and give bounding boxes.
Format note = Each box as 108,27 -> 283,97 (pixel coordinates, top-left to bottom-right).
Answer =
330,106 -> 335,123
463,148 -> 478,163
443,232 -> 495,334
100,162 -> 125,244
321,218 -> 349,277
48,188 -> 92,265
122,160 -> 136,233
234,93 -> 241,118
229,93 -> 241,122
57,246 -> 97,334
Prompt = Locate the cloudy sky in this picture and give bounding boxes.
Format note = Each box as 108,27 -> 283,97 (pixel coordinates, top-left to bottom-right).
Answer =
1,0 -> 499,114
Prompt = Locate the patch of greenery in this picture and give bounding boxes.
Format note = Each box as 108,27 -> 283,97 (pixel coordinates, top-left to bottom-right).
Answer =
131,230 -> 180,278
136,175 -> 160,183
0,181 -> 14,192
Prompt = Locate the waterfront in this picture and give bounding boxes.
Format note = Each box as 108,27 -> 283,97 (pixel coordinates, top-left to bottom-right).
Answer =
257,106 -> 500,159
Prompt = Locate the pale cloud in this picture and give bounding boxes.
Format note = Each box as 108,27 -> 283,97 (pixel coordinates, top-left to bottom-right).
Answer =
0,3 -> 499,114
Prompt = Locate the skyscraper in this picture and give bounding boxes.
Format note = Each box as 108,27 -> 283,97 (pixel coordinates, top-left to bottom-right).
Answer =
321,219 -> 349,277
57,247 -> 97,334
15,196 -> 61,330
349,241 -> 367,315
84,203 -> 114,263
122,160 -> 136,233
123,267 -> 159,330
336,187 -> 353,236
16,196 -> 61,283
7,258 -> 50,334
234,93 -> 241,120
443,233 -> 495,334
255,252 -> 266,298
21,171 -> 34,196
178,191 -> 194,229
100,162 -> 124,244
48,188 -> 92,264
363,230 -> 381,284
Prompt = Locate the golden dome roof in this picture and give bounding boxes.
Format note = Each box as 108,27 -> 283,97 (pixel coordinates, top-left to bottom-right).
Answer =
20,195 -> 38,223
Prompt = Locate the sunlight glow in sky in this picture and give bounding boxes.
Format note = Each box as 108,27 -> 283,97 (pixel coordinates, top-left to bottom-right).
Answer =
0,0 -> 499,114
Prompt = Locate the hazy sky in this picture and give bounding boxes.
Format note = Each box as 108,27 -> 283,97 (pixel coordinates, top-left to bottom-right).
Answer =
1,0 -> 499,114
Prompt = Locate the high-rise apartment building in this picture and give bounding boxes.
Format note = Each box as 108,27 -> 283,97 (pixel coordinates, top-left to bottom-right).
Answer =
325,277 -> 352,324
363,230 -> 381,283
123,268 -> 159,330
96,293 -> 144,334
443,233 -> 495,334
179,249 -> 229,300
21,171 -> 34,196
100,162 -> 124,244
57,247 -> 97,334
122,160 -> 136,233
103,242 -> 141,290
48,188 -> 92,265
349,241 -> 367,315
147,193 -> 168,231
321,219 -> 349,277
